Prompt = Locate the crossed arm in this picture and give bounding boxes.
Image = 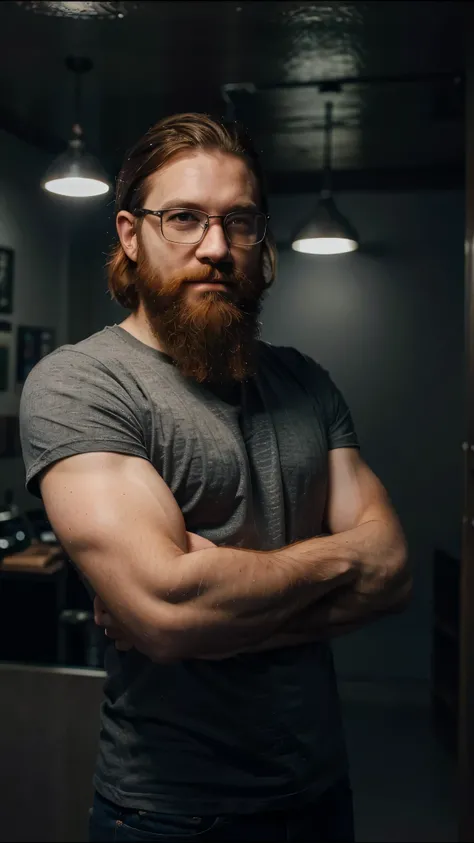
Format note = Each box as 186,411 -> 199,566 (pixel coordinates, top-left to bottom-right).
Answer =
265,445 -> 411,651
40,447 -> 410,662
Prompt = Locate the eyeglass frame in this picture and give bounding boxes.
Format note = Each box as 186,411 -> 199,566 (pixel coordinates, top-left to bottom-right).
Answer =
132,207 -> 270,246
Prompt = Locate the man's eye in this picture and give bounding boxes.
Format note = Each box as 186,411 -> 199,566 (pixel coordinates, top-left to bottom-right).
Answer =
227,214 -> 255,230
168,212 -> 200,224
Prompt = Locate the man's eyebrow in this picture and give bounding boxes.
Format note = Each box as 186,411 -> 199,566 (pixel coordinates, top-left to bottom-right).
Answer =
226,202 -> 260,213
157,200 -> 260,213
158,199 -> 196,210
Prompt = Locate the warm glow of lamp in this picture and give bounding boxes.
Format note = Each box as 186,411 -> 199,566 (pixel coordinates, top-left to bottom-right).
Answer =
42,136 -> 109,197
291,101 -> 359,256
42,57 -> 110,199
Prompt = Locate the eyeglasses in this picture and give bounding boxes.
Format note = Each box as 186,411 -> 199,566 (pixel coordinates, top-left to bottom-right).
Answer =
133,207 -> 269,246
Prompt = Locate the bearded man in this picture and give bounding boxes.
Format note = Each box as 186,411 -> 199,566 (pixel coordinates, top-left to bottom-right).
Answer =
20,112 -> 410,843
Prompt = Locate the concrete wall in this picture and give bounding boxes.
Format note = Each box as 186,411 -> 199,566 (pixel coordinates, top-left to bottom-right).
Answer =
0,130 -> 70,511
264,191 -> 465,681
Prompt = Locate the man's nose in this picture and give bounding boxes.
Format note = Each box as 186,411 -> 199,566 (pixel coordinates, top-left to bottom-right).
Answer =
194,219 -> 231,264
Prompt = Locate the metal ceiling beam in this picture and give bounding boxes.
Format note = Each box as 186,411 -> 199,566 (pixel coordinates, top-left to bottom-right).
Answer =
266,163 -> 464,194
254,71 -> 465,93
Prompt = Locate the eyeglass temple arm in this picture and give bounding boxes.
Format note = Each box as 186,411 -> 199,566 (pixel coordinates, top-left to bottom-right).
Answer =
133,209 -> 163,219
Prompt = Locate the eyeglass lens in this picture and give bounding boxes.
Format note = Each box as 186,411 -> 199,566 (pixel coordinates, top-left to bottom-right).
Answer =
161,209 -> 266,245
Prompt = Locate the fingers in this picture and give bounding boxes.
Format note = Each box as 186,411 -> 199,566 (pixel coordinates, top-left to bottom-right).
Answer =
94,596 -> 110,626
104,625 -> 134,652
93,597 -> 102,625
102,622 -> 134,652
100,613 -> 113,628
104,623 -> 131,644
114,639 -> 134,652
92,600 -> 134,652
186,531 -> 218,552
107,629 -> 134,651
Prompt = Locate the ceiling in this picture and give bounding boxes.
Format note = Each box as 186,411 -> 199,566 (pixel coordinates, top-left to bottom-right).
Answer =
0,0 -> 467,192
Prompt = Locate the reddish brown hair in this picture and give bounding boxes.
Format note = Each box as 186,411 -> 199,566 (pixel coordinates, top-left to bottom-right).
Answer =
107,112 -> 277,311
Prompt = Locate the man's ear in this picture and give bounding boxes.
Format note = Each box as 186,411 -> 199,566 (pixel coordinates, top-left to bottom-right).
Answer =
262,240 -> 276,289
116,211 -> 138,262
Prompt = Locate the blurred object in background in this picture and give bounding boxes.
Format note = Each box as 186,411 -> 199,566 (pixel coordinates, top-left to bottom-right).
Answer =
58,608 -> 106,668
25,507 -> 57,545
0,489 -> 32,558
0,493 -> 106,666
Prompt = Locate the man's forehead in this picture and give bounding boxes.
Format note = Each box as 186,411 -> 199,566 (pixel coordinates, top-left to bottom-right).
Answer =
145,151 -> 258,205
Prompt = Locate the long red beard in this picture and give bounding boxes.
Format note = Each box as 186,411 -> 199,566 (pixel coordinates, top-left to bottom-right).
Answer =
135,252 -> 267,384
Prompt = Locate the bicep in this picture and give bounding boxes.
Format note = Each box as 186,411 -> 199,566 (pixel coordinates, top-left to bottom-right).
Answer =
324,448 -> 397,535
40,452 -> 188,647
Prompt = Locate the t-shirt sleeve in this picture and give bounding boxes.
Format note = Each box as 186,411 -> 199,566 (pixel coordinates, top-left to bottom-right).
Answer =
300,352 -> 360,451
20,347 -> 149,499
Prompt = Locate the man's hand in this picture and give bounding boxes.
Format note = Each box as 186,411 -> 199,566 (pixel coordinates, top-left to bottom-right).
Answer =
94,594 -> 133,651
94,531 -> 217,653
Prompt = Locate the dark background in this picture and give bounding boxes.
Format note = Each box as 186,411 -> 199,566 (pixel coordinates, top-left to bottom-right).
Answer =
0,1 -> 465,188
0,0 -> 465,681
0,3 -> 466,841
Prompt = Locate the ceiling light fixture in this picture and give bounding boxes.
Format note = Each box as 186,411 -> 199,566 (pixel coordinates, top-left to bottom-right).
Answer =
291,101 -> 359,256
16,1 -> 131,19
41,56 -> 110,199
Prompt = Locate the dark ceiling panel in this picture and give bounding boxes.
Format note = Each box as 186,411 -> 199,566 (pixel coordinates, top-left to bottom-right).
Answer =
0,0 -> 466,190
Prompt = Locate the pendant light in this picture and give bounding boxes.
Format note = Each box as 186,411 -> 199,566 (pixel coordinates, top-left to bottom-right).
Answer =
42,56 -> 110,198
291,101 -> 359,255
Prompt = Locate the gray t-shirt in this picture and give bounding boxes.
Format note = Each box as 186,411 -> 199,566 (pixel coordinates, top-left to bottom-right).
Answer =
20,325 -> 359,815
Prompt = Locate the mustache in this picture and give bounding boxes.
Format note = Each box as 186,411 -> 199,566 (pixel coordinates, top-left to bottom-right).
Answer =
160,265 -> 239,295
135,250 -> 264,311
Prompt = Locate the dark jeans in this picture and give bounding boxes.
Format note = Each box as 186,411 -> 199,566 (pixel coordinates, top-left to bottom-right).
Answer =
89,778 -> 355,842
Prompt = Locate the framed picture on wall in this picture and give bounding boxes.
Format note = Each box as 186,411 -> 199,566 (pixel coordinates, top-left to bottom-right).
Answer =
0,247 -> 14,315
0,321 -> 12,392
16,326 -> 56,385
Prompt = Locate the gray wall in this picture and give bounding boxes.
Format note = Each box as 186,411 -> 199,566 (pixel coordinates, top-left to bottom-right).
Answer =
0,130 -> 70,511
265,191 -> 465,681
73,189 -> 465,683
67,199 -> 117,345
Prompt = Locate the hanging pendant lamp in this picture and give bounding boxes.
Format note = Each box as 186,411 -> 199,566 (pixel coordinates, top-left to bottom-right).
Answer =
291,101 -> 359,255
42,57 -> 110,198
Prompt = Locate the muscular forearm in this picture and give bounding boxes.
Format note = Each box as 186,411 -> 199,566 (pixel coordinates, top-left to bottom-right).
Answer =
101,583 -> 401,662
116,515 -> 407,662
144,535 -> 357,660
212,566 -> 412,657
190,517 -> 410,659
94,533 -> 355,662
